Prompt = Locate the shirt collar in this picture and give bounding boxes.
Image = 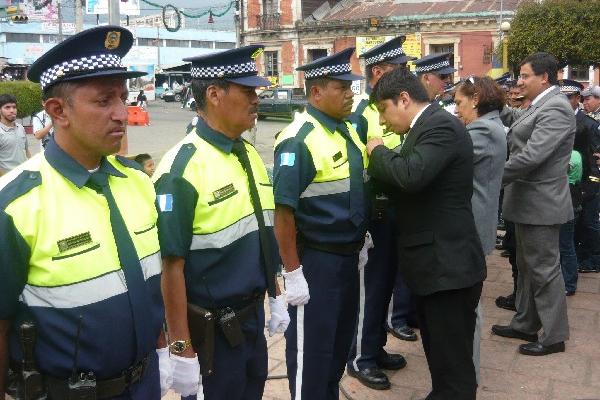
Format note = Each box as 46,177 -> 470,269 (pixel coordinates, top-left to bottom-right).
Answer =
194,116 -> 238,154
365,85 -> 373,96
44,137 -> 125,188
410,104 -> 430,129
306,104 -> 341,134
531,85 -> 556,106
0,121 -> 16,131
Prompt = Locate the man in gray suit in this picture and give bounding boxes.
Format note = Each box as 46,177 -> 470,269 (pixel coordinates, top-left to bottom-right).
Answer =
492,52 -> 574,356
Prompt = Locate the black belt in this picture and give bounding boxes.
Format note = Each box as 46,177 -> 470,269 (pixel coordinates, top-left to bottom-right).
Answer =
211,297 -> 261,324
44,355 -> 149,399
299,237 -> 365,256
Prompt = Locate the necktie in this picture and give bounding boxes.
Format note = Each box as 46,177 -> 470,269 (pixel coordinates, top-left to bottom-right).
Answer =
88,171 -> 153,362
337,123 -> 365,226
230,141 -> 277,298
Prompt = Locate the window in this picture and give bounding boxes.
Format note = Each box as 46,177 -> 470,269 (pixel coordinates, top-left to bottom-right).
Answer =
137,37 -> 158,46
214,42 -> 235,49
259,90 -> 274,99
6,33 -> 40,43
164,39 -> 188,48
263,0 -> 278,14
191,40 -> 212,48
570,65 -> 590,81
482,44 -> 492,64
307,49 -> 328,63
264,51 -> 279,77
429,43 -> 455,70
41,34 -> 61,44
276,90 -> 288,100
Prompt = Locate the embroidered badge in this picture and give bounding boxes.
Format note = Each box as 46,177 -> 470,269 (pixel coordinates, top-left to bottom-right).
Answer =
280,152 -> 295,167
104,31 -> 121,50
213,184 -> 236,201
57,232 -> 93,253
332,151 -> 343,162
157,194 -> 173,212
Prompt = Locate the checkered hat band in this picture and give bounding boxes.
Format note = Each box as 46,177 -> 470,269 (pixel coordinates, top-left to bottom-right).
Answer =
365,47 -> 406,66
560,85 -> 580,93
415,60 -> 451,73
304,63 -> 351,79
190,61 -> 257,79
40,53 -> 124,90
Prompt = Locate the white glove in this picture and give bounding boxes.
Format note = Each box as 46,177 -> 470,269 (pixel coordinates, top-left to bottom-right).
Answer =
156,347 -> 173,397
267,295 -> 291,336
282,266 -> 310,306
358,231 -> 374,272
170,354 -> 201,397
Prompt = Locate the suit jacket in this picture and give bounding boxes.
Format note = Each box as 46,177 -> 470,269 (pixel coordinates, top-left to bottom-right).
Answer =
467,111 -> 507,255
501,87 -> 576,225
368,103 -> 486,296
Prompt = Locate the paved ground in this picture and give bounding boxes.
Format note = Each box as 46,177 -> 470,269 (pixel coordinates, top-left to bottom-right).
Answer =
28,101 -> 600,399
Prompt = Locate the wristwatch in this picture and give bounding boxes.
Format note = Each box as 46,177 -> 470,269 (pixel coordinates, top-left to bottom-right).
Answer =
169,339 -> 192,354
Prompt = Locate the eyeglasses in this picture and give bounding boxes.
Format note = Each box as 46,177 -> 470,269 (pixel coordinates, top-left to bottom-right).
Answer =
435,73 -> 452,81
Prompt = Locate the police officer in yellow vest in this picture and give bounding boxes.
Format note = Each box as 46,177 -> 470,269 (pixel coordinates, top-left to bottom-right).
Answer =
0,26 -> 165,399
273,47 -> 368,400
153,45 -> 289,400
346,36 -> 417,391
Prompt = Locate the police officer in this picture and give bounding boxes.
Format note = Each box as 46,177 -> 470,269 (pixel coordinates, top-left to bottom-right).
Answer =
0,26 -> 165,399
582,85 -> 600,121
414,53 -> 457,101
273,47 -> 368,399
345,37 -> 414,391
153,45 -> 289,400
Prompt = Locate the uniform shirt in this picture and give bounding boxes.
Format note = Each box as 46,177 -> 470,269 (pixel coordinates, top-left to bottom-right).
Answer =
274,105 -> 368,244
154,118 -> 275,307
0,121 -> 28,172
0,138 -> 163,380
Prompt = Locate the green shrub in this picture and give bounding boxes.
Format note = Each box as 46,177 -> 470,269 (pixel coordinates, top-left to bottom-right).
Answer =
0,81 -> 43,119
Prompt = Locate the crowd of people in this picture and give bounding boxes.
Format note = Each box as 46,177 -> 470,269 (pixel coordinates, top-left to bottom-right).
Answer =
0,25 -> 598,400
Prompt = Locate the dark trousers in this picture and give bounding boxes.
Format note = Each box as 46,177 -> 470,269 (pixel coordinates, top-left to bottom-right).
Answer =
560,217 -> 579,292
388,269 -> 417,329
348,216 -> 397,371
286,248 -> 359,400
576,195 -> 600,268
416,283 -> 482,400
182,305 -> 267,400
503,220 -> 518,292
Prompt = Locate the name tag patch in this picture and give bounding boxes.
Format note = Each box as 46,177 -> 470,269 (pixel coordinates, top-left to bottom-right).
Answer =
333,151 -> 343,162
280,152 -> 295,167
157,194 -> 173,212
57,232 -> 92,253
213,184 -> 236,201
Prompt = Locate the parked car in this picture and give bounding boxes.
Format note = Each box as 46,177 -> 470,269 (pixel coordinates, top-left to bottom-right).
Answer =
257,88 -> 307,120
162,86 -> 184,102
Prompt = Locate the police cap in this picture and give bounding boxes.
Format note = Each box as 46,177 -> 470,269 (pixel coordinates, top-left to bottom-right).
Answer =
360,36 -> 416,66
297,47 -> 363,81
413,53 -> 456,75
558,79 -> 584,95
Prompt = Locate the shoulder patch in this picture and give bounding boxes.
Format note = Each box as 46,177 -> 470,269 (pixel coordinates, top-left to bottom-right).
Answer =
115,155 -> 144,172
170,143 -> 197,177
0,171 -> 42,210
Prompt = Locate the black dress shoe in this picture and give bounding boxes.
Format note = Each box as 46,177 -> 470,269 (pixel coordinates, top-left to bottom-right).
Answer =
500,250 -> 511,257
376,351 -> 407,370
346,366 -> 391,390
387,325 -> 418,342
491,325 -> 538,342
495,294 -> 516,311
565,290 -> 576,296
519,341 -> 565,356
578,265 -> 600,273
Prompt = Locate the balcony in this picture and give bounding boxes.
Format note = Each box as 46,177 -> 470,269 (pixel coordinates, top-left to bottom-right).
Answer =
257,13 -> 281,30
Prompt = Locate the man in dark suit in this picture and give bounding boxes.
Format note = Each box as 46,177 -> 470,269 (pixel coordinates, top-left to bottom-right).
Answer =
366,68 -> 486,400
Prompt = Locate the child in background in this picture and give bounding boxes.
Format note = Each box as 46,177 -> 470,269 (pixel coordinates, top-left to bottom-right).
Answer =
134,153 -> 155,177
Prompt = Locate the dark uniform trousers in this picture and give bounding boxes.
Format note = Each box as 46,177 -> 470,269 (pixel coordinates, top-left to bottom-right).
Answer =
286,247 -> 359,400
348,212 -> 397,370
182,305 -> 268,400
416,282 -> 482,400
388,267 -> 417,330
577,195 -> 600,268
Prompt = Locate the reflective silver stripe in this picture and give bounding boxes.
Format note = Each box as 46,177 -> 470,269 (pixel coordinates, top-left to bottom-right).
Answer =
20,252 -> 162,309
300,178 -> 350,198
190,210 -> 274,251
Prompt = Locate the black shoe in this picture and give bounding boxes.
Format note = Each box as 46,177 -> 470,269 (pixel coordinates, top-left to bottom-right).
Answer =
376,351 -> 407,370
491,325 -> 538,342
578,265 -> 600,273
495,294 -> 516,311
500,250 -> 510,258
565,290 -> 576,296
346,366 -> 391,390
387,325 -> 418,342
519,341 -> 565,356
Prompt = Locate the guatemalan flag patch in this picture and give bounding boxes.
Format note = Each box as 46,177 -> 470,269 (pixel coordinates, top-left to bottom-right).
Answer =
157,194 -> 173,212
280,152 -> 295,167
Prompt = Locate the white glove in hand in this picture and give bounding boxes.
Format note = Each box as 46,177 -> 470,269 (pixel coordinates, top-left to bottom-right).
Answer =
156,347 -> 173,397
171,354 -> 201,397
267,295 -> 291,336
358,231 -> 374,272
282,266 -> 310,306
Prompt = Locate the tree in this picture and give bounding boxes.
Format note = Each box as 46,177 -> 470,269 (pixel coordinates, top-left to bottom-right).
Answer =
0,81 -> 42,118
508,0 -> 600,70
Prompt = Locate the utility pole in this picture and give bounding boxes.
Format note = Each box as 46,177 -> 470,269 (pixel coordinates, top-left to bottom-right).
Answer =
157,25 -> 161,69
235,0 -> 241,48
57,0 -> 64,42
108,0 -> 120,25
75,0 -> 83,33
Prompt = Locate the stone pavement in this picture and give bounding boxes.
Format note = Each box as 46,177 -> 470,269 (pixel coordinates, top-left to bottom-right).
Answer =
164,249 -> 600,400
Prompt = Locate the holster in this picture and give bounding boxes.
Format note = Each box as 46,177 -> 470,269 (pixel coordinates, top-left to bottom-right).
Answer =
187,303 -> 216,376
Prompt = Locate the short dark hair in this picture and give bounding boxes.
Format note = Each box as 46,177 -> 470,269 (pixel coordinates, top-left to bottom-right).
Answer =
520,52 -> 559,85
134,153 -> 152,165
457,76 -> 506,116
305,77 -> 333,98
0,94 -> 17,108
370,68 -> 430,104
43,81 -> 82,103
190,78 -> 230,111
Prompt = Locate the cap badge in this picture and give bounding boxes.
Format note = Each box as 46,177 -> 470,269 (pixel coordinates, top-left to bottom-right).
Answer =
251,48 -> 264,60
56,68 -> 64,77
323,68 -> 330,75
217,71 -> 225,78
105,31 -> 121,50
